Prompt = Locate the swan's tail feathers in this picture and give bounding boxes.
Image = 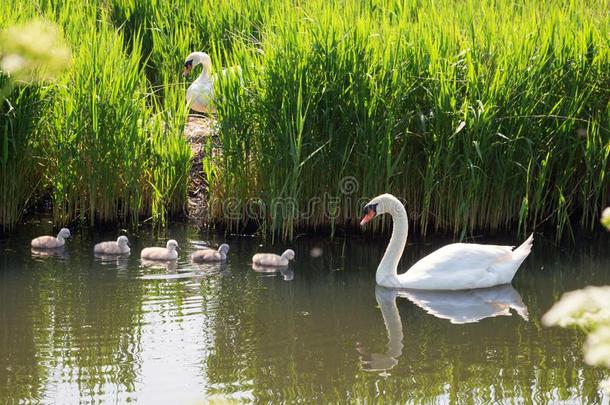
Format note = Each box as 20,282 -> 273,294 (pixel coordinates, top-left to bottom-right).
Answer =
490,234 -> 533,282
513,233 -> 534,259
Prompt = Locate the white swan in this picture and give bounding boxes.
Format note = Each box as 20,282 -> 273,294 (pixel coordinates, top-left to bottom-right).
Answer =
191,243 -> 229,263
140,239 -> 179,261
31,228 -> 70,249
94,235 -> 130,255
183,51 -> 215,114
360,194 -> 534,290
252,249 -> 295,267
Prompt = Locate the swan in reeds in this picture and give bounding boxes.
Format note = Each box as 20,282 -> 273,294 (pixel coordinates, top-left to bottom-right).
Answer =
183,51 -> 215,114
94,235 -> 130,255
31,228 -> 71,249
191,243 -> 229,263
360,194 -> 534,290
140,239 -> 179,261
183,51 -> 242,114
252,249 -> 295,267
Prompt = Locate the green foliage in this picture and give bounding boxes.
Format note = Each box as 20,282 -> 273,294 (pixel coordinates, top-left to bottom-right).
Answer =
208,0 -> 610,240
0,16 -> 70,228
0,82 -> 49,228
1,0 -> 610,238
0,2 -> 191,230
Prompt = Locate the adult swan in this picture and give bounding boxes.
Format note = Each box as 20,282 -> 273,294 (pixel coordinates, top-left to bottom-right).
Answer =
360,194 -> 533,290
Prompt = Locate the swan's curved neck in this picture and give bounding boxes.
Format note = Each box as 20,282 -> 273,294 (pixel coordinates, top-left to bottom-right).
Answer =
197,65 -> 209,80
376,199 -> 408,286
194,58 -> 211,81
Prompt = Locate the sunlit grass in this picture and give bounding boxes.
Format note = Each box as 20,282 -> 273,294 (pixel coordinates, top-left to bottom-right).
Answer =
0,14 -> 70,229
209,0 -> 610,240
0,2 -> 191,230
0,0 -> 609,239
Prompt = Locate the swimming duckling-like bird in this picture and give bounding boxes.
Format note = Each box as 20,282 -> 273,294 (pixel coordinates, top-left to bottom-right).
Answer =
252,249 -> 295,267
94,235 -> 130,255
191,243 -> 229,263
140,239 -> 179,261
31,228 -> 71,249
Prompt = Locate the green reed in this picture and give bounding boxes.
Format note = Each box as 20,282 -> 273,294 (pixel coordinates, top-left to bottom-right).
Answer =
1,0 -> 609,238
0,81 -> 48,230
0,6 -> 60,230
0,1 -> 191,230
209,0 -> 610,240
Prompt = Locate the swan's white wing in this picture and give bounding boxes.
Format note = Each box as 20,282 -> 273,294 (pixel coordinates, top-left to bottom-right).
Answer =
187,78 -> 214,112
410,243 -> 513,271
398,243 -> 513,290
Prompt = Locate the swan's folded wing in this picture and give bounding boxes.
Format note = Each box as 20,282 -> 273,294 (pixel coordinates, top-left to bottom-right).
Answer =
409,243 -> 512,272
399,243 -> 514,289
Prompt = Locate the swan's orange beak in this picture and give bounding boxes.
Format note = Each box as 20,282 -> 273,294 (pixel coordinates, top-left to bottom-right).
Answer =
182,64 -> 192,77
360,210 -> 375,226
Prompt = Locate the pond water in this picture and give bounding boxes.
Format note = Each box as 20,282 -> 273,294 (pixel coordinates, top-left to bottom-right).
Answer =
1,223 -> 609,403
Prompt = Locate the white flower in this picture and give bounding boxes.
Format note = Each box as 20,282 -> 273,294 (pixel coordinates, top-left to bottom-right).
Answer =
0,54 -> 26,73
584,326 -> 610,368
545,286 -> 610,393
542,286 -> 610,329
0,19 -> 71,81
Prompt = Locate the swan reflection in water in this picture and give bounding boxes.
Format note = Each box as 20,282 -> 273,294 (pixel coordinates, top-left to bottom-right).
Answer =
31,246 -> 69,259
358,284 -> 528,372
251,264 -> 294,281
139,259 -> 230,280
94,252 -> 129,270
140,258 -> 178,272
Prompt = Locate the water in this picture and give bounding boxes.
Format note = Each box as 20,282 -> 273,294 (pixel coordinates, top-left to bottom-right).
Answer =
1,223 -> 609,404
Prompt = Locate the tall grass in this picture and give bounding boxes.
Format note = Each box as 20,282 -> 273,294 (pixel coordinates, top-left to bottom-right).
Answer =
1,0 -> 609,239
0,1 -> 191,230
0,9 -> 60,230
0,80 -> 48,228
209,0 -> 610,240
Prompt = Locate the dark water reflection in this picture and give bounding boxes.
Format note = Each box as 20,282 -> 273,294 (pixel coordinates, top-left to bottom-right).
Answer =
0,224 -> 609,403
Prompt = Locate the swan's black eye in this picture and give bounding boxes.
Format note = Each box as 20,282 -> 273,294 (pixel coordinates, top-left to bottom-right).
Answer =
184,59 -> 193,68
363,203 -> 378,216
